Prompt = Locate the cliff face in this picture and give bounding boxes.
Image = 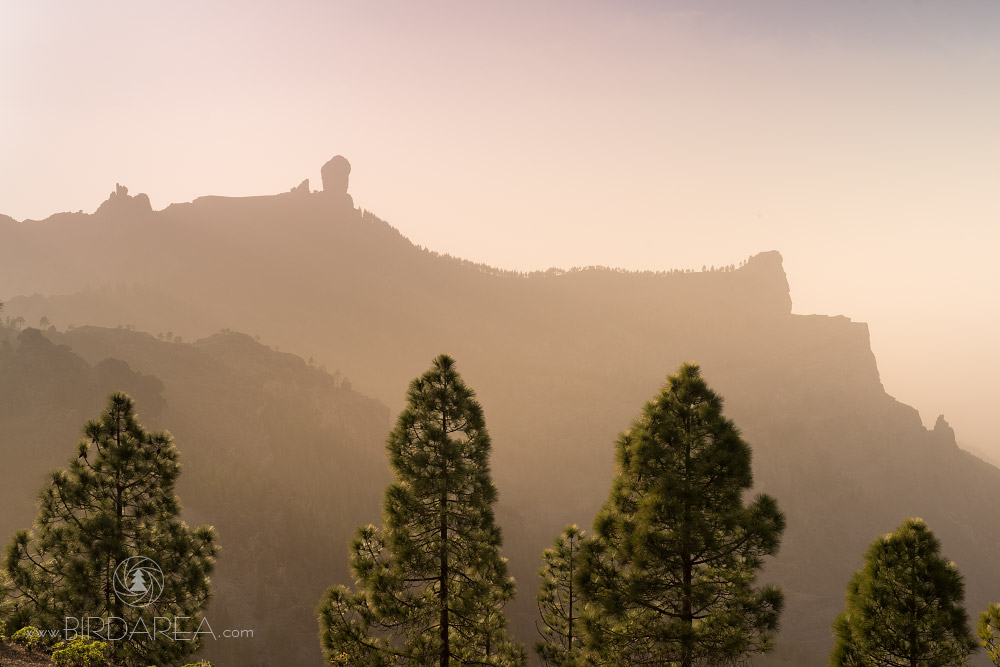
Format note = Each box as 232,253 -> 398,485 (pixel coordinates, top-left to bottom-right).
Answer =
2,172 -> 998,665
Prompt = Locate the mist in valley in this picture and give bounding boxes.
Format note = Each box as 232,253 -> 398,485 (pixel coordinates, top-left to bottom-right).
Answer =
2,2 -> 999,666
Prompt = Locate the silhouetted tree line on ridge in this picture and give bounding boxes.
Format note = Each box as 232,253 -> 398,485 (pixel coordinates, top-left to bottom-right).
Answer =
356,211 -> 755,280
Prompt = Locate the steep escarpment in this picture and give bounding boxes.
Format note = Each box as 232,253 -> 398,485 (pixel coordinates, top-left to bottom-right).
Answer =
2,162 -> 999,664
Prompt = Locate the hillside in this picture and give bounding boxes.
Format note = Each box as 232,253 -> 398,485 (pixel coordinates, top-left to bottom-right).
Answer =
0,325 -> 391,667
2,159 -> 999,664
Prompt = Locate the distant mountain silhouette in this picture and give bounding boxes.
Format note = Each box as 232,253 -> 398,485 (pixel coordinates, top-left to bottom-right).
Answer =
2,158 -> 998,665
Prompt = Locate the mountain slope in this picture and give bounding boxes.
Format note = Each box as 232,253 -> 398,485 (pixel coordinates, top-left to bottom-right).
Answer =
0,325 -> 390,667
2,162 -> 999,664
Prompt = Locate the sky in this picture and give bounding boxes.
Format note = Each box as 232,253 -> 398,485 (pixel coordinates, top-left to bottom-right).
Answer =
1,0 -> 998,454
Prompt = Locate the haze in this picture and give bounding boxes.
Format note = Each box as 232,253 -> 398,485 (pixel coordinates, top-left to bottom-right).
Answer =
1,0 -> 998,457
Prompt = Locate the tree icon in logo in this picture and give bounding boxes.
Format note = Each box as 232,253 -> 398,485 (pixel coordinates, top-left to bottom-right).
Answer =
113,556 -> 164,607
130,569 -> 149,593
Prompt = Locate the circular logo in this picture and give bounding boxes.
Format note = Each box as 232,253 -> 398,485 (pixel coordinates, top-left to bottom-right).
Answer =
113,556 -> 164,607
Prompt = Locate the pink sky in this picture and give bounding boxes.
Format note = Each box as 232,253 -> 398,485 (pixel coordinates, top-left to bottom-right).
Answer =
2,1 -> 998,454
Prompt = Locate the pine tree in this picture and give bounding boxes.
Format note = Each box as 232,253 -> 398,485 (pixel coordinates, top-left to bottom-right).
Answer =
2,392 -> 218,667
535,525 -> 588,667
980,600 -> 1000,666
578,363 -> 784,667
830,518 -> 977,666
317,354 -> 525,666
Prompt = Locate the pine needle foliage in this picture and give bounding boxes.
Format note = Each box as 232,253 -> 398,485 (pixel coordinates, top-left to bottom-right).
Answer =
2,392 -> 218,667
578,363 -> 785,667
318,354 -> 525,667
535,525 -> 588,666
980,600 -> 1000,666
830,517 -> 977,666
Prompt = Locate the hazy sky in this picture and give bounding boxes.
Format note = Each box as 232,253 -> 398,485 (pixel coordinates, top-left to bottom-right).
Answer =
2,1 -> 998,453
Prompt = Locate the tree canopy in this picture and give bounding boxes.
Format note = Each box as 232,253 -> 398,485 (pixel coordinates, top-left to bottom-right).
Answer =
2,392 -> 217,667
831,517 -> 976,666
318,354 -> 525,666
980,600 -> 1000,666
535,524 -> 588,666
578,362 -> 784,667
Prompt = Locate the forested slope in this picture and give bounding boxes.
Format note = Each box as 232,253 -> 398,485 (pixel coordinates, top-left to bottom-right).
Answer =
2,173 -> 998,664
0,325 -> 390,666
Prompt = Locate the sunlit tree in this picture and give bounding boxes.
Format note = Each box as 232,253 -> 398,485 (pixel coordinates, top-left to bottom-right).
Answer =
579,363 -> 784,667
535,525 -> 588,666
978,600 -> 1000,666
318,354 -> 525,666
830,518 -> 976,666
2,392 -> 218,667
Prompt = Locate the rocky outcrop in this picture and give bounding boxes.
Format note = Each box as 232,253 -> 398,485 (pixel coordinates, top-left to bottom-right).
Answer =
321,155 -> 350,194
933,414 -> 958,448
94,183 -> 153,217
3,166 -> 999,666
320,155 -> 354,209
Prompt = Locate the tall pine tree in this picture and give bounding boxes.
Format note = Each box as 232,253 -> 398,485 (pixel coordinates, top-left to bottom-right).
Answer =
318,354 -> 525,666
980,600 -> 1000,667
830,518 -> 977,666
2,392 -> 218,667
578,363 -> 784,667
535,525 -> 588,667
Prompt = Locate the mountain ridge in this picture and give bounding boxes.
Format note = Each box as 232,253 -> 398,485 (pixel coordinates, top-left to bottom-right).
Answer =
2,159 -> 998,665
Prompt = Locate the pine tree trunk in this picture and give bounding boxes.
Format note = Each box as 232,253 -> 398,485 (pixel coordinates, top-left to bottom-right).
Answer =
681,555 -> 693,667
568,536 -> 574,652
909,541 -> 917,667
440,485 -> 449,667
439,408 -> 449,667
112,413 -> 125,640
681,413 -> 694,667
